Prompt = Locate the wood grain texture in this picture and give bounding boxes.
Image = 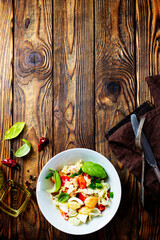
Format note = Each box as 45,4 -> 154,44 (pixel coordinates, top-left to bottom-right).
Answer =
53,0 -> 94,154
95,0 -> 138,239
13,0 -> 53,239
53,0 -> 94,238
0,0 -> 13,239
136,0 -> 160,105
0,0 -> 159,239
136,0 -> 160,239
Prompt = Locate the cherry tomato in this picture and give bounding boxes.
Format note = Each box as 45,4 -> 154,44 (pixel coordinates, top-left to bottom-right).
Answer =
60,209 -> 68,221
78,193 -> 86,202
61,175 -> 71,186
98,204 -> 106,211
77,175 -> 86,189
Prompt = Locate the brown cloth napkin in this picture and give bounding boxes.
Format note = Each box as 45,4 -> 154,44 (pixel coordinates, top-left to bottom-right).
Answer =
106,75 -> 160,201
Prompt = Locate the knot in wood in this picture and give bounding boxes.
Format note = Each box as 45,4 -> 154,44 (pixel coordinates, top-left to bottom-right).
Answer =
25,18 -> 30,28
104,81 -> 121,103
99,80 -> 121,105
16,41 -> 52,83
28,51 -> 42,67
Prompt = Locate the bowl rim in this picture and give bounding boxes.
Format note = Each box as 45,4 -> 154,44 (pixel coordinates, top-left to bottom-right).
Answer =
36,148 -> 122,235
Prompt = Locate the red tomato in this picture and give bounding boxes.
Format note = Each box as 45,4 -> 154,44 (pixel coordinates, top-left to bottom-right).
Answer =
51,175 -> 55,183
63,188 -> 69,193
61,175 -> 70,186
98,204 -> 106,211
60,209 -> 68,221
78,193 -> 86,202
77,175 -> 86,189
107,191 -> 110,198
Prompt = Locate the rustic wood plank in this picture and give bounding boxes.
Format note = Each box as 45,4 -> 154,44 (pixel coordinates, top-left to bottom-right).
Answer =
53,0 -> 94,238
13,0 -> 53,239
53,0 -> 94,156
0,0 -> 13,239
95,0 -> 138,239
136,0 -> 160,239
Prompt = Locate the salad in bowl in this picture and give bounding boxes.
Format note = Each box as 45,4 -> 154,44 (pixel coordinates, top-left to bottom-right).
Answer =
36,148 -> 121,235
46,160 -> 113,225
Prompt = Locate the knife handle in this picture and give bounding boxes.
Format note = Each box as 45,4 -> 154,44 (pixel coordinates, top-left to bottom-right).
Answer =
153,165 -> 160,183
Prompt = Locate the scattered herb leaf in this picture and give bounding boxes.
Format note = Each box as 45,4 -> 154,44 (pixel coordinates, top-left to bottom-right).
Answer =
12,139 -> 31,157
58,192 -> 70,203
3,122 -> 25,141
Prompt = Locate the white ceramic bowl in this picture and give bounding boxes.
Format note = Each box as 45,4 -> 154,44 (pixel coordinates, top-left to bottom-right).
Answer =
36,148 -> 121,235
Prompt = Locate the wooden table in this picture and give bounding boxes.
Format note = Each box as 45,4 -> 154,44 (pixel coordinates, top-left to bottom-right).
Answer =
0,0 -> 160,239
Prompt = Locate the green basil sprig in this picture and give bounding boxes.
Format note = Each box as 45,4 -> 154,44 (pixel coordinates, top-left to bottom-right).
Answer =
46,170 -> 61,193
58,192 -> 70,203
12,139 -> 31,157
45,172 -> 53,179
3,122 -> 25,141
70,168 -> 82,178
0,167 -> 4,190
82,161 -> 107,179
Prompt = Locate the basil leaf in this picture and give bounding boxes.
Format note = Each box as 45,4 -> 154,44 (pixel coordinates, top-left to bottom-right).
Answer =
70,173 -> 78,178
3,122 -> 25,141
78,168 -> 82,174
58,193 -> 70,203
110,192 -> 114,198
12,139 -> 31,157
89,183 -> 96,189
82,161 -> 107,179
0,167 -> 4,190
96,183 -> 102,189
46,170 -> 61,193
70,168 -> 83,178
45,172 -> 53,179
95,179 -> 101,183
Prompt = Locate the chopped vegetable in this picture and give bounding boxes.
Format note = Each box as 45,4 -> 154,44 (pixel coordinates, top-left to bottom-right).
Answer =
77,175 -> 86,189
89,183 -> 96,189
107,191 -> 114,198
110,192 -> 114,198
60,209 -> 68,220
98,204 -> 106,211
95,183 -> 103,189
61,175 -> 71,186
78,193 -> 86,202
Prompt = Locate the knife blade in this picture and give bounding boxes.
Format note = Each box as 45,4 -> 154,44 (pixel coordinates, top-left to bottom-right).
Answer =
131,114 -> 160,183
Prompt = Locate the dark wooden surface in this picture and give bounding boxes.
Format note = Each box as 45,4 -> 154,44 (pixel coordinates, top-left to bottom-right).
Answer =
0,0 -> 159,239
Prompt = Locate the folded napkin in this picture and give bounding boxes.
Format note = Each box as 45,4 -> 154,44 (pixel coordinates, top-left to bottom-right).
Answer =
106,75 -> 160,201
